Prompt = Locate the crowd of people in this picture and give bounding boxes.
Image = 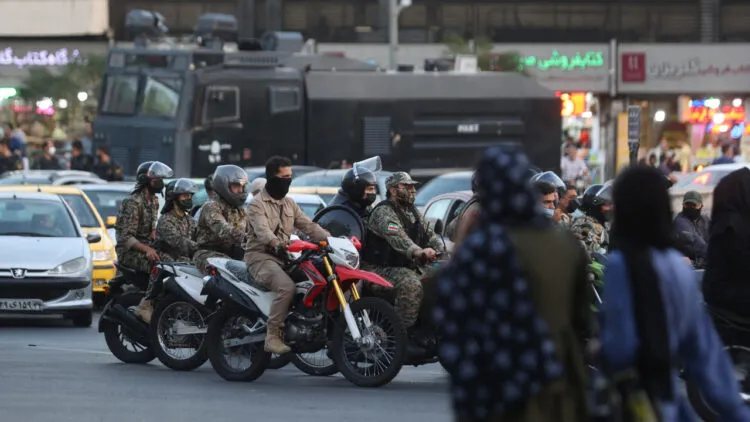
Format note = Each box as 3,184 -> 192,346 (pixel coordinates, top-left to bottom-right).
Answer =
109,145 -> 750,421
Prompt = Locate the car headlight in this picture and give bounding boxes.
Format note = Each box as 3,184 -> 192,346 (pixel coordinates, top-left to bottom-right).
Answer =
91,250 -> 113,262
49,257 -> 88,275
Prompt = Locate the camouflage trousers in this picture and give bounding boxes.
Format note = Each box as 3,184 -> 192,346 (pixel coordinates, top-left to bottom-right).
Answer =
193,249 -> 231,275
363,265 -> 424,328
118,250 -> 153,275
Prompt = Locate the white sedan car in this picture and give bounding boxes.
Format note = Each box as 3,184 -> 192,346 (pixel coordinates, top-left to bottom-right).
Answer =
0,191 -> 98,326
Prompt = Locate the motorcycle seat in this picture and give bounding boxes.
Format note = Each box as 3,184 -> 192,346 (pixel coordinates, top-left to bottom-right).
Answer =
116,264 -> 150,288
225,260 -> 270,292
172,264 -> 205,279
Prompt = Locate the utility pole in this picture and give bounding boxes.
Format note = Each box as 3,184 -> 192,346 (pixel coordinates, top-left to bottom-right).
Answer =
388,0 -> 412,71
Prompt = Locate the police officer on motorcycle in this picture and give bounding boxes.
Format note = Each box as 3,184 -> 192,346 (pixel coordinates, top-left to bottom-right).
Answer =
329,164 -> 379,218
569,183 -> 612,255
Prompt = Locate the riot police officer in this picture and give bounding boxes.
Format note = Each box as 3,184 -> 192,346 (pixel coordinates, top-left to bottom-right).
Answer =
193,165 -> 249,273
569,183 -> 612,255
361,171 -> 446,356
329,164 -> 378,218
115,161 -> 173,322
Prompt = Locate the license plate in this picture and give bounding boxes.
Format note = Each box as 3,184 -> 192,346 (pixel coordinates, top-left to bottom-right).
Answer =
0,299 -> 44,312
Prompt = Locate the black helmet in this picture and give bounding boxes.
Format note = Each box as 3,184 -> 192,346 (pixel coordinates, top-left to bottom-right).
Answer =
136,161 -> 173,185
162,178 -> 200,214
213,165 -> 249,208
581,183 -> 612,223
341,165 -> 377,207
581,184 -> 604,213
471,171 -> 478,193
594,182 -> 613,207
531,171 -> 566,199
204,174 -> 214,192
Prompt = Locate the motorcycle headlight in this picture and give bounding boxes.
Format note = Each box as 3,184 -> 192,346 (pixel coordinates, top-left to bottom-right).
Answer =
49,257 -> 88,275
345,252 -> 359,269
91,250 -> 113,262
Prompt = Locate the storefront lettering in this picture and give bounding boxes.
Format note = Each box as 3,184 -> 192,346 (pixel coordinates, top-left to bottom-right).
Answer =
521,50 -> 605,71
0,48 -> 86,69
689,106 -> 745,124
648,57 -> 750,80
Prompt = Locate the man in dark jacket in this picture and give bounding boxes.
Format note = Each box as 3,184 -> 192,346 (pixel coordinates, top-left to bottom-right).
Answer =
329,165 -> 378,218
674,190 -> 709,267
69,140 -> 93,171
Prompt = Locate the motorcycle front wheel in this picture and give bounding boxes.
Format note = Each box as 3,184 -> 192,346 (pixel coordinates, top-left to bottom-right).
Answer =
330,297 -> 407,388
206,306 -> 270,382
102,292 -> 155,364
290,349 -> 338,376
150,295 -> 208,371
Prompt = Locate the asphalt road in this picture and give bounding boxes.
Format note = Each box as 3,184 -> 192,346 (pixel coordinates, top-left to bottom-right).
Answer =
0,313 -> 452,422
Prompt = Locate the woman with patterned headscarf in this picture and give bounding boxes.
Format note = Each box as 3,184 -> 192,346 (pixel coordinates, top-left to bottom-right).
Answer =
434,145 -> 591,422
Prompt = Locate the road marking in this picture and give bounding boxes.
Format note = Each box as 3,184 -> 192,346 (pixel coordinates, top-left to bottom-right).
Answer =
26,345 -> 111,355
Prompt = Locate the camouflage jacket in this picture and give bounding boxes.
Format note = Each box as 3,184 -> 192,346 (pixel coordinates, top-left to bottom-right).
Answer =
115,189 -> 159,256
569,214 -> 608,255
195,197 -> 247,254
364,201 -> 445,266
559,212 -> 572,229
155,208 -> 198,262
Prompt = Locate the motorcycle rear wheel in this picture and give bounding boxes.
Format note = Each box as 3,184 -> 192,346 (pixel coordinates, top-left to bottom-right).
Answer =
206,306 -> 270,382
268,354 -> 290,370
330,297 -> 407,388
150,295 -> 208,371
290,349 -> 338,376
103,292 -> 155,364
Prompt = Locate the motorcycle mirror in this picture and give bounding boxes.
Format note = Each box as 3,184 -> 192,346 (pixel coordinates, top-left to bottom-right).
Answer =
352,156 -> 383,176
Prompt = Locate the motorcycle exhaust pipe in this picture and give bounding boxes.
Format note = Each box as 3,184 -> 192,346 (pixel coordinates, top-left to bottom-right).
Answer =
108,304 -> 151,345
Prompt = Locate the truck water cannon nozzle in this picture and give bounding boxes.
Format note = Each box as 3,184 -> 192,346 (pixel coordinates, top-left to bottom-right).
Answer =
194,13 -> 238,48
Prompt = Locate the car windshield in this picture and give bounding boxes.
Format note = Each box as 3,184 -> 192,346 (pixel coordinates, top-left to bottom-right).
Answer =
415,175 -> 472,207
0,198 -> 78,237
82,190 -> 130,219
672,169 -> 733,189
59,194 -> 100,228
0,176 -> 51,185
291,172 -> 344,188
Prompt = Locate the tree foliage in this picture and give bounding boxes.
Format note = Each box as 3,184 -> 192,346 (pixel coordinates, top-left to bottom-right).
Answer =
442,34 -> 527,74
18,54 -> 106,102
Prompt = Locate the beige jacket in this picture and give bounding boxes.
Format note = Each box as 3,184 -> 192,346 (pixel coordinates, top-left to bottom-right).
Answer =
244,189 -> 329,265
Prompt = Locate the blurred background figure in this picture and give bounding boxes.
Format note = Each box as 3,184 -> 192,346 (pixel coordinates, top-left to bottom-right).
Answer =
600,165 -> 749,421
436,145 -> 590,422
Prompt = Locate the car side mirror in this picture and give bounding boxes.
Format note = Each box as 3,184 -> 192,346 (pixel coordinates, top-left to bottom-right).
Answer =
433,219 -> 444,235
106,216 -> 117,228
86,232 -> 102,244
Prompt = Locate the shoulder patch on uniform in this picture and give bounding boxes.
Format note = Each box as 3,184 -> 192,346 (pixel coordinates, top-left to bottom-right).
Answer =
387,222 -> 400,232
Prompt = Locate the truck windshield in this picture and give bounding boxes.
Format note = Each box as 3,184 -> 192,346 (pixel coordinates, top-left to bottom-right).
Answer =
100,74 -> 182,118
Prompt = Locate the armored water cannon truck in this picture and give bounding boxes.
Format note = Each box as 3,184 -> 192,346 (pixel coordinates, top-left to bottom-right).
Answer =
93,11 -> 562,179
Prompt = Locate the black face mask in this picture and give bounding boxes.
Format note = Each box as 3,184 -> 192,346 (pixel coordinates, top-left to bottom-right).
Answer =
566,198 -> 580,214
149,180 -> 165,194
682,207 -> 701,220
361,193 -> 377,207
266,177 -> 292,200
176,198 -> 193,212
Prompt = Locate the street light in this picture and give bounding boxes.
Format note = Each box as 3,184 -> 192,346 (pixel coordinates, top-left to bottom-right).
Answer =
388,0 -> 412,71
77,91 -> 88,102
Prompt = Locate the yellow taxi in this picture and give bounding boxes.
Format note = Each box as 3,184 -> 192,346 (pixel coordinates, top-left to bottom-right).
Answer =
0,185 -> 117,305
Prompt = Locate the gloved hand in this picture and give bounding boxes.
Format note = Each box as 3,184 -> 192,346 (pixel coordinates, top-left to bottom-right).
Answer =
269,241 -> 290,258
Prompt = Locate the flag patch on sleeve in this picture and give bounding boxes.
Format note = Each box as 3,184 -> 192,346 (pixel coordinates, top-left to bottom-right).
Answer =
387,223 -> 400,232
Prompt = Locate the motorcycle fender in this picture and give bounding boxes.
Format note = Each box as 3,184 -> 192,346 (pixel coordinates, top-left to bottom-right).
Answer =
97,298 -> 117,333
163,277 -> 210,313
335,266 -> 393,289
203,275 -> 265,318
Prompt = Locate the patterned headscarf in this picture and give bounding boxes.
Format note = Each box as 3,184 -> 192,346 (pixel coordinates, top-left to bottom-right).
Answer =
434,145 -> 563,420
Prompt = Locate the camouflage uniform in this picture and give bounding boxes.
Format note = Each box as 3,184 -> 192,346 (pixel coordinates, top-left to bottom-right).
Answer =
193,197 -> 247,273
363,198 -> 445,328
155,208 -> 197,262
559,212 -> 572,229
569,214 -> 607,255
115,189 -> 159,273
